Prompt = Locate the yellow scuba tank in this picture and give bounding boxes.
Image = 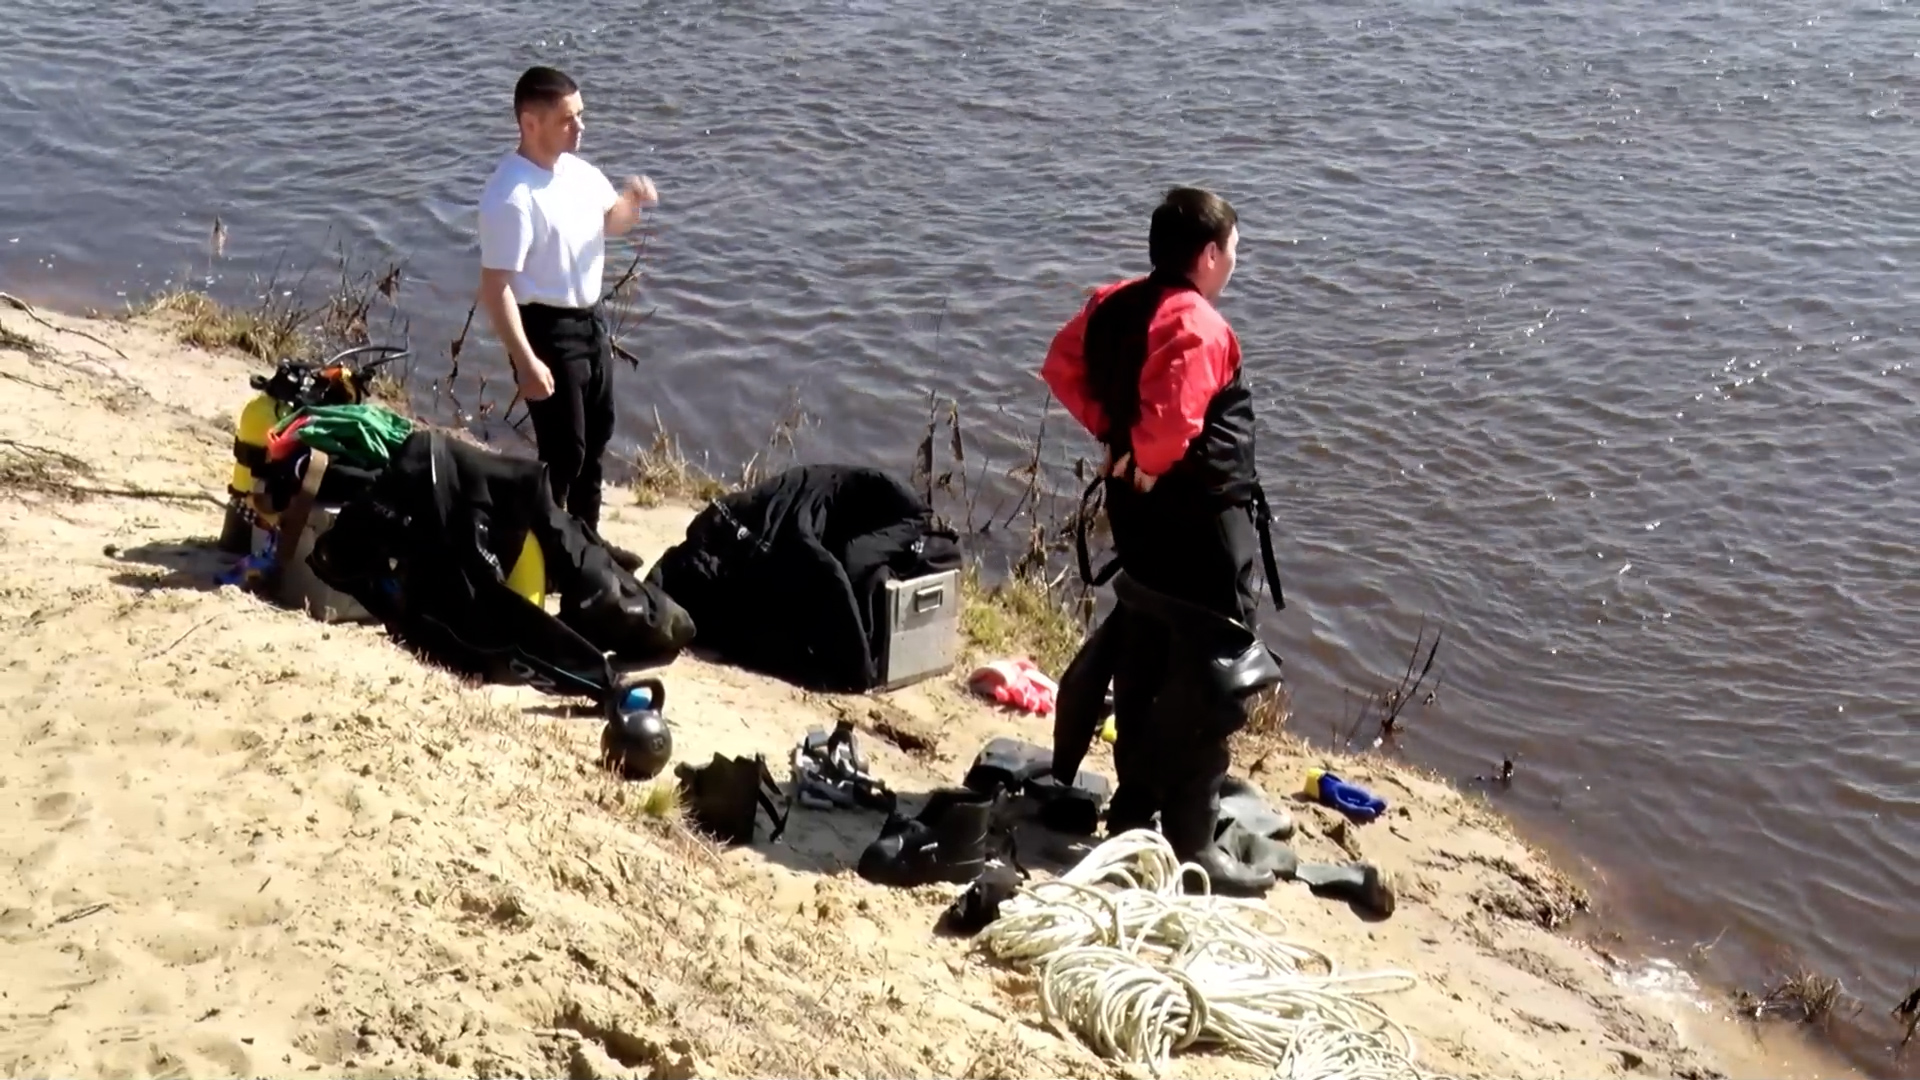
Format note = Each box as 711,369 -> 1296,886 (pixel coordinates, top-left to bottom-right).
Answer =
218,391 -> 290,553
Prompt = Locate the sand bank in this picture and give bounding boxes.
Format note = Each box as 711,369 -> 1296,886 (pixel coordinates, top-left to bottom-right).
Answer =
0,303 -> 1857,1079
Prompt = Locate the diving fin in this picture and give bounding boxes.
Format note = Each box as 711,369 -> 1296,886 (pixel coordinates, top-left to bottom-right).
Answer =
962,737 -> 1053,796
1025,769 -> 1114,836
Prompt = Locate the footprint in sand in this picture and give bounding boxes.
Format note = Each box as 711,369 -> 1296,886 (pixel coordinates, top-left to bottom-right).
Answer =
220,891 -> 290,929
32,791 -> 90,821
188,727 -> 267,754
141,923 -> 227,966
0,905 -> 38,942
186,1034 -> 256,1076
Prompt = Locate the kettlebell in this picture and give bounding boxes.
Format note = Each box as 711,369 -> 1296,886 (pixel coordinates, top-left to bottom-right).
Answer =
601,678 -> 673,781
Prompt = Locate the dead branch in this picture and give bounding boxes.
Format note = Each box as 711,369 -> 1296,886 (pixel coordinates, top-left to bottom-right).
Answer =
32,482 -> 225,507
1339,619 -> 1444,749
448,300 -> 477,378
0,292 -> 130,360
0,367 -> 59,393
145,614 -> 224,661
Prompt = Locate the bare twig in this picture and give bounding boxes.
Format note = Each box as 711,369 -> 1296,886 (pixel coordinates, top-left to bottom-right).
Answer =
35,482 -> 224,506
51,902 -> 112,926
0,292 -> 130,360
146,615 -> 223,661
1339,620 -> 1444,749
448,300 -> 477,378
1894,980 -> 1919,1051
0,367 -> 60,392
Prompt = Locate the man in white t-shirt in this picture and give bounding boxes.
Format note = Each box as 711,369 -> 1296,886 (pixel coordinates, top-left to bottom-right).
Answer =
476,65 -> 657,537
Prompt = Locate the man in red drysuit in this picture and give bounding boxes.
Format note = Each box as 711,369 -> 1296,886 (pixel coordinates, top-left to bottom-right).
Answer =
1041,186 -> 1277,894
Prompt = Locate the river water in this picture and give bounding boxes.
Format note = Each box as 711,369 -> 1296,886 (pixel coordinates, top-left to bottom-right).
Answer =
3,0 -> 1915,1072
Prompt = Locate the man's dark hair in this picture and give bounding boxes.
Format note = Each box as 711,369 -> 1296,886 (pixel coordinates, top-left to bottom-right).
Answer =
514,66 -> 579,116
1148,187 -> 1237,276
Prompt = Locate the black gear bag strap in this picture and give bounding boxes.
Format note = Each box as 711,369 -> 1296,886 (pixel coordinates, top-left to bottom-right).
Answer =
1249,483 -> 1285,612
1074,475 -> 1121,588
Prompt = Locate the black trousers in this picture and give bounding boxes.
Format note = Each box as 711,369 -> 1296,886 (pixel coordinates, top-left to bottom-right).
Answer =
1101,479 -> 1261,837
520,302 -> 615,532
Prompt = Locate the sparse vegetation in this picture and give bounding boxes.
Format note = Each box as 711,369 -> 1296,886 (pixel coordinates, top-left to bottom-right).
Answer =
1895,980 -> 1918,1055
1332,618 -> 1445,751
135,286 -> 312,363
1,321 -> 46,356
1733,958 -> 1855,1028
0,437 -> 94,494
638,777 -> 682,821
958,562 -> 1086,676
626,417 -> 731,508
129,231 -> 409,370
1229,684 -> 1303,771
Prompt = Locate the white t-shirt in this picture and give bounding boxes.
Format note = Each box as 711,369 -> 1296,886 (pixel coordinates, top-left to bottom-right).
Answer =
477,150 -> 620,310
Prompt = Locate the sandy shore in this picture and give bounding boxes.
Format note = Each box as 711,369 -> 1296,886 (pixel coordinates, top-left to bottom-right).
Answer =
0,302 -> 1859,1079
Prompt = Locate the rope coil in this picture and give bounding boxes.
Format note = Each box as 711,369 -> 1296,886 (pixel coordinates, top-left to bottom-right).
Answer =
975,829 -> 1462,1080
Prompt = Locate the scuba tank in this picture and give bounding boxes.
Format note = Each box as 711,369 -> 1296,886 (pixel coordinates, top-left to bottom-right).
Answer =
601,679 -> 673,780
215,343 -> 552,606
218,391 -> 294,553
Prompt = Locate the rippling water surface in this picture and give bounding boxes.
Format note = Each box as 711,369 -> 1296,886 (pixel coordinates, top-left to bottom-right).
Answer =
3,1 -> 1916,1071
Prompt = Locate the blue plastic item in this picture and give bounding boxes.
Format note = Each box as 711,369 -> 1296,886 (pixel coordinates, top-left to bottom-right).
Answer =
622,685 -> 654,712
1308,769 -> 1388,823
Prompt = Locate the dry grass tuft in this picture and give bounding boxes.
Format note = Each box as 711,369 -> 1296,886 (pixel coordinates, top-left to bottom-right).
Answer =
958,562 -> 1087,676
1734,962 -> 1853,1027
1894,980 -> 1918,1055
1,322 -> 47,356
136,287 -> 310,362
0,437 -> 97,496
1229,684 -> 1306,773
130,236 -> 409,371
627,415 -> 730,509
638,778 -> 682,820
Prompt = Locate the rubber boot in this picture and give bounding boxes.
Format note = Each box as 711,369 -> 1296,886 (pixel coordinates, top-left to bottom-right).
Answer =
1050,609 -> 1124,787
1162,756 -> 1277,898
1103,609 -> 1164,838
1103,785 -> 1157,838
1215,818 -> 1299,880
857,788 -> 995,888
1296,861 -> 1397,919
1219,775 -> 1295,841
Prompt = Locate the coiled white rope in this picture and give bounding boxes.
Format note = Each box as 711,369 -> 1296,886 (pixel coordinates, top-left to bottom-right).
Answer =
975,829 -> 1462,1080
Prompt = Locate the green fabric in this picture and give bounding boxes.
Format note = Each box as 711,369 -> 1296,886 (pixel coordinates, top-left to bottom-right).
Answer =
274,403 -> 414,468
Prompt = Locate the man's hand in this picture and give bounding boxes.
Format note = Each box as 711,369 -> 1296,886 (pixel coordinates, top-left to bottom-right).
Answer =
514,353 -> 555,402
1104,450 -> 1158,492
606,176 -> 658,238
622,175 -> 659,209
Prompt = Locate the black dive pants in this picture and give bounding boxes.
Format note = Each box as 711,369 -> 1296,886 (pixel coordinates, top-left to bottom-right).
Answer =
1102,479 -> 1260,834
520,303 -> 615,532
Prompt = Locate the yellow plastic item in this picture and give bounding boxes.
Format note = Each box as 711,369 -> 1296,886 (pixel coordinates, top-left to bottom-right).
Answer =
1099,715 -> 1117,744
1303,766 -> 1326,798
505,532 -> 546,607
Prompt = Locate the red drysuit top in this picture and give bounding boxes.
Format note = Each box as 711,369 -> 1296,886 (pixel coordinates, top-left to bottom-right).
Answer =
1039,278 -> 1243,478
